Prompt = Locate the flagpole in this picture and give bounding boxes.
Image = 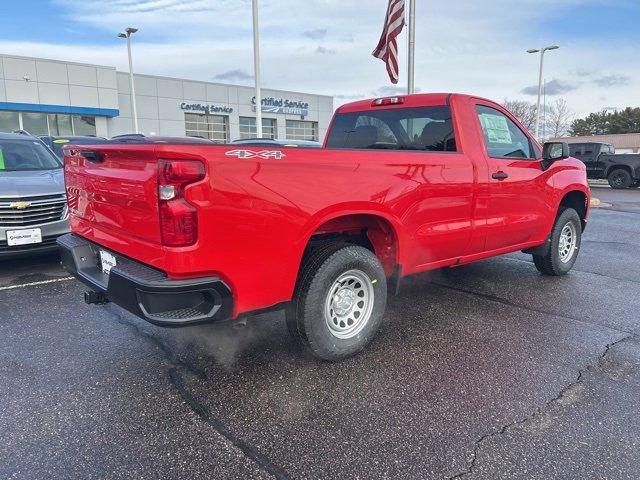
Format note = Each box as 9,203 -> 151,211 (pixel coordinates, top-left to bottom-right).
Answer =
407,0 -> 416,94
252,0 -> 263,138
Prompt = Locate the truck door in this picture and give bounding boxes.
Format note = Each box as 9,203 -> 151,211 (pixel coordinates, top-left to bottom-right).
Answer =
583,144 -> 602,178
593,144 -> 612,178
474,103 -> 551,251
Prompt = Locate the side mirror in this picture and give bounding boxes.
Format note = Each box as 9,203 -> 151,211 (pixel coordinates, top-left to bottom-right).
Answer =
541,141 -> 569,170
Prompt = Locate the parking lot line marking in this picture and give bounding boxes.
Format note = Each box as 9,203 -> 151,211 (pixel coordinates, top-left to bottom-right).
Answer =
0,277 -> 74,291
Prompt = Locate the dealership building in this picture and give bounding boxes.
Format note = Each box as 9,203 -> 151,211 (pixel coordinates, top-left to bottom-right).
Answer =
0,54 -> 334,142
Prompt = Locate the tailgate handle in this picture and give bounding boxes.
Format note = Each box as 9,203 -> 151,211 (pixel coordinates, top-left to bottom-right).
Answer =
81,150 -> 104,163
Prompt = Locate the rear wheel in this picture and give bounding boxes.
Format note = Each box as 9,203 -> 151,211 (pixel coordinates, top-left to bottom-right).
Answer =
286,244 -> 387,361
532,208 -> 582,276
607,168 -> 632,189
630,180 -> 640,189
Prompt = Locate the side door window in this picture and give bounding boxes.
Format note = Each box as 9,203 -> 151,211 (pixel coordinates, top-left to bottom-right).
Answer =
569,145 -> 583,157
476,105 -> 534,159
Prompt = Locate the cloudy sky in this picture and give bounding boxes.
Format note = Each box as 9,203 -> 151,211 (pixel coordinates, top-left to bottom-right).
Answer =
1,0 -> 638,117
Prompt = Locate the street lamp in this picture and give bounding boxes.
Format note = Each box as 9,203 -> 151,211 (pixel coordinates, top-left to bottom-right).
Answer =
251,0 -> 263,138
118,27 -> 139,134
527,45 -> 559,139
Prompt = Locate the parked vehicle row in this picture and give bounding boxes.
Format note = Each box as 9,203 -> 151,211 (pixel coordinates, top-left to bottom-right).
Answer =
57,93 -> 590,360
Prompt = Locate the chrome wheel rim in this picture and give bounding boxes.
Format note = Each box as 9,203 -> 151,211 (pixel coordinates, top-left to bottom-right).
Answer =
558,222 -> 577,263
324,269 -> 374,339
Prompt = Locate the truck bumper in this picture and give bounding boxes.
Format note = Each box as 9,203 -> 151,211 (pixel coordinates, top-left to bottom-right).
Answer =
57,233 -> 233,327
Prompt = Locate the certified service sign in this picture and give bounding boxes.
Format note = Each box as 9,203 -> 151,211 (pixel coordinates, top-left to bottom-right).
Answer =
251,97 -> 309,116
180,102 -> 233,114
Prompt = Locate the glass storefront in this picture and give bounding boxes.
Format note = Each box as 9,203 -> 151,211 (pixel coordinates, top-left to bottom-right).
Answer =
286,120 -> 318,141
185,113 -> 229,142
0,110 -> 96,136
0,112 -> 20,133
48,114 -> 73,136
21,113 -> 49,135
72,115 -> 96,136
239,117 -> 277,139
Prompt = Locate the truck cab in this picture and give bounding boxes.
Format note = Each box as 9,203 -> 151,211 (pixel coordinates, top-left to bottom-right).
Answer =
568,142 -> 615,178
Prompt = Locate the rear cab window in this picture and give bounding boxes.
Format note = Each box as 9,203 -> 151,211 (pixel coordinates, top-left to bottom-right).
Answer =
475,105 -> 535,159
327,106 -> 457,152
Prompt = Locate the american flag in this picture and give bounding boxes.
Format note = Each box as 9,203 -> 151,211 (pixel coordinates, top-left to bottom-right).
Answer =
372,0 -> 406,84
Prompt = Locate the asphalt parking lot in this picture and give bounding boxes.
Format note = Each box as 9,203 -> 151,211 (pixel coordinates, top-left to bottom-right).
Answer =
1,185 -> 639,480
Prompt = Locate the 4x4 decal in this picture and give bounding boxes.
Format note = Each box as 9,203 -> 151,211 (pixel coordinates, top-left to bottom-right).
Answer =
225,149 -> 286,160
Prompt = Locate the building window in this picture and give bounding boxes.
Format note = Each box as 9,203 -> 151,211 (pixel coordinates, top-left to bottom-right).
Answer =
22,112 -> 49,135
239,117 -> 277,139
72,115 -> 96,136
286,120 -> 318,141
0,111 -> 96,136
48,114 -> 73,136
0,112 -> 20,132
185,113 -> 229,142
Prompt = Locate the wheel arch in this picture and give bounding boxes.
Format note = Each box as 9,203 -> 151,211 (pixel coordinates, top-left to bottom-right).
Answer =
558,189 -> 589,231
297,208 -> 404,281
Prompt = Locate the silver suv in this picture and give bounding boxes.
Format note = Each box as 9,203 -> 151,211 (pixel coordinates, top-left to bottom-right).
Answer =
0,132 -> 69,258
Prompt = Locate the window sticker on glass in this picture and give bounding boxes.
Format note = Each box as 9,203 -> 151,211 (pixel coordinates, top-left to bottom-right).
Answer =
0,149 -> 5,170
479,113 -> 512,144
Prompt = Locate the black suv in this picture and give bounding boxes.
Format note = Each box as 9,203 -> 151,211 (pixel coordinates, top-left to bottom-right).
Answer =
569,142 -> 640,189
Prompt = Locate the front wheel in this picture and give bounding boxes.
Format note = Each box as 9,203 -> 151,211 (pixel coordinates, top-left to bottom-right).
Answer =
532,208 -> 582,276
286,244 -> 387,361
607,168 -> 633,189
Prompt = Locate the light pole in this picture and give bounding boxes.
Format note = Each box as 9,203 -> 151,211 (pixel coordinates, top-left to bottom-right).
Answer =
251,0 -> 263,138
118,27 -> 139,134
407,0 -> 416,94
527,45 -> 558,139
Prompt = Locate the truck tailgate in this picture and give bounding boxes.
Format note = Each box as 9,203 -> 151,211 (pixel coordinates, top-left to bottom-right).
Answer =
64,145 -> 161,245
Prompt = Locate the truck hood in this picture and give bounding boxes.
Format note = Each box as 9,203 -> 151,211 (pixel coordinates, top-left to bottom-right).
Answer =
0,169 -> 65,198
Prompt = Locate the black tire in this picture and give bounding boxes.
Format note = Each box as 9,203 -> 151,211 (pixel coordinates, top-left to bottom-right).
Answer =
630,180 -> 640,189
607,168 -> 633,189
532,208 -> 582,276
286,244 -> 387,361
285,241 -> 346,343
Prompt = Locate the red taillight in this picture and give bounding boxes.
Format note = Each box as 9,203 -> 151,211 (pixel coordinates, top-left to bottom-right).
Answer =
158,159 -> 205,247
372,96 -> 405,106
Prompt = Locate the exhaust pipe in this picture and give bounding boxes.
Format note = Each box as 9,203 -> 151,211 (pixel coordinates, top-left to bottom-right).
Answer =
84,290 -> 109,305
232,317 -> 247,329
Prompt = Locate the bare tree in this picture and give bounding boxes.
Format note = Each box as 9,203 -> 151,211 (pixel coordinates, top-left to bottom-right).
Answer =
502,99 -> 537,132
544,99 -> 573,138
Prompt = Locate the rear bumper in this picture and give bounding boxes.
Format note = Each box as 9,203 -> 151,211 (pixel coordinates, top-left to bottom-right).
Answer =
57,233 -> 233,327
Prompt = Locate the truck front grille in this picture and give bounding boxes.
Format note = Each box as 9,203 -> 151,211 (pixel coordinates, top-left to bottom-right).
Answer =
0,194 -> 68,228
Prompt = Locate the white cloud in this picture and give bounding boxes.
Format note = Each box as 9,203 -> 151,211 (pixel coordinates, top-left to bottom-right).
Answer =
521,78 -> 580,96
3,0 -> 637,118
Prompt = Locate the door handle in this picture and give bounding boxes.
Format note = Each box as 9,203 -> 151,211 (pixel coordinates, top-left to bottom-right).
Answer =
492,171 -> 508,180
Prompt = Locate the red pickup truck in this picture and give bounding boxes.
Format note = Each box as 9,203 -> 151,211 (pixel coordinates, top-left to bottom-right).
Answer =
58,93 -> 589,360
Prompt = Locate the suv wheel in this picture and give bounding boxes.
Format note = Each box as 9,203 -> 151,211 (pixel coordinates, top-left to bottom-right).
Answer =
532,208 -> 582,276
286,244 -> 387,361
607,168 -> 632,189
